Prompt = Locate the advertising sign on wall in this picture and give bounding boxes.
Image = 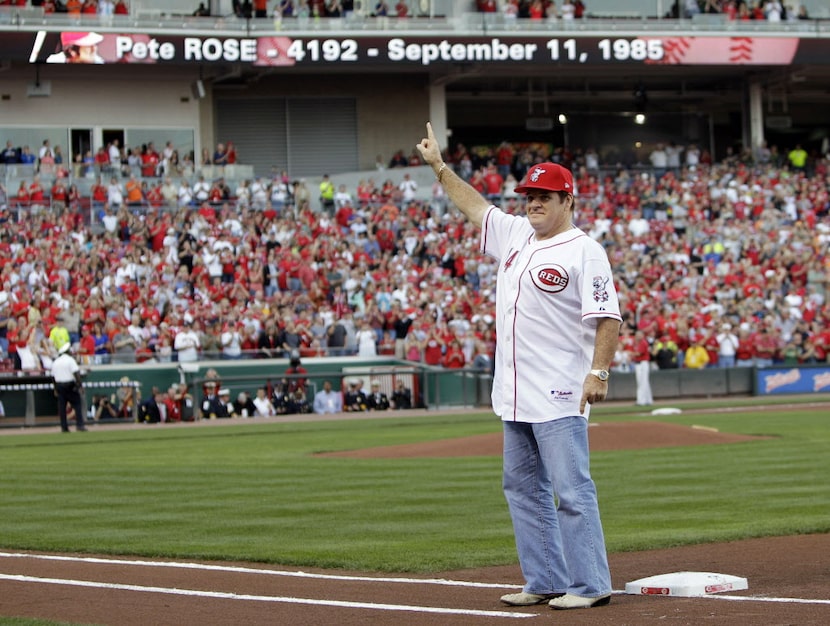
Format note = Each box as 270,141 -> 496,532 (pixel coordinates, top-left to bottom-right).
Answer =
756,367 -> 830,395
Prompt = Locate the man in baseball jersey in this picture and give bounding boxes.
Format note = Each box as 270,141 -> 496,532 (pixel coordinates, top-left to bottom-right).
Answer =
417,123 -> 620,610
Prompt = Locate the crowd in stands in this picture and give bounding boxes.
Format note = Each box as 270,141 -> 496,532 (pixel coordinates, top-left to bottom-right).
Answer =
2,137 -> 209,184
206,0 -> 816,21
8,0 -> 812,20
1,131 -> 829,406
673,0 -> 809,21
195,0 -> 430,19
472,0 -> 811,21
476,0 -> 585,19
7,0 -> 132,16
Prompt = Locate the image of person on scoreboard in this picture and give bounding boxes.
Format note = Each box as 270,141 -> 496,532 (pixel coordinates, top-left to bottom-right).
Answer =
47,32 -> 105,64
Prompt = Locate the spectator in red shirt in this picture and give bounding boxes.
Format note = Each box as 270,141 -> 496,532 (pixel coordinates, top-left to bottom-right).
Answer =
82,295 -> 107,328
90,176 -> 107,208
754,326 -> 780,368
77,324 -> 95,365
135,338 -> 154,362
735,327 -> 756,367
483,164 -> 504,203
94,146 -> 110,172
702,328 -> 720,368
421,326 -> 445,366
50,179 -> 68,211
335,204 -> 354,233
442,338 -> 466,369
66,183 -> 82,211
28,176 -> 46,206
141,144 -> 160,178
15,181 -> 30,209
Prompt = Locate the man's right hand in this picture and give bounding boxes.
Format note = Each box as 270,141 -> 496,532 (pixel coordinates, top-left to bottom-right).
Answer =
416,122 -> 442,169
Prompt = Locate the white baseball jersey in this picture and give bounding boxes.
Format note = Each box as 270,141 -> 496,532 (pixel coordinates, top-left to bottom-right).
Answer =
481,206 -> 621,423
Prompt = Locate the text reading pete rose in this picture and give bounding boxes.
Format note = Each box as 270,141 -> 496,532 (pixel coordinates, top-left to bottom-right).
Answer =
111,35 -> 666,66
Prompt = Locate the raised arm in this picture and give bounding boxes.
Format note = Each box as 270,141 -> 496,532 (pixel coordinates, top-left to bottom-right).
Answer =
416,122 -> 490,229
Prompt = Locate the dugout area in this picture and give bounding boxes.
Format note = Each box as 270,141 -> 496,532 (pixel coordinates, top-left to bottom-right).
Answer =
3,357 -> 825,427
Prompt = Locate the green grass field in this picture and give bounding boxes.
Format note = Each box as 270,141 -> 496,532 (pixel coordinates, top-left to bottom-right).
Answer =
1,397 -> 829,574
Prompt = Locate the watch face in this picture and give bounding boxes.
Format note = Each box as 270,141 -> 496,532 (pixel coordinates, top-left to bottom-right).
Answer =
599,371 -> 609,381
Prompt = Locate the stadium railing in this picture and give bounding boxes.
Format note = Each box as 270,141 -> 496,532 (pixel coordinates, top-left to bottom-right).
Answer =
2,6 -> 830,35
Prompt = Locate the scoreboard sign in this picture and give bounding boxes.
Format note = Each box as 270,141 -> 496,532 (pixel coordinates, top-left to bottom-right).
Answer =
3,31 -> 829,66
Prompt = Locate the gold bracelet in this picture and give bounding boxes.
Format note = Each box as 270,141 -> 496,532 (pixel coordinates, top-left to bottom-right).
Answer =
436,162 -> 447,183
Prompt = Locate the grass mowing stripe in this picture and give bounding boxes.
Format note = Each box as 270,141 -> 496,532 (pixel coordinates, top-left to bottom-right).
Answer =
1,407 -> 829,572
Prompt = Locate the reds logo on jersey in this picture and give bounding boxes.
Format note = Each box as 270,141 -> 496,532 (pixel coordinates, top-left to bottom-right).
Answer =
530,264 -> 569,293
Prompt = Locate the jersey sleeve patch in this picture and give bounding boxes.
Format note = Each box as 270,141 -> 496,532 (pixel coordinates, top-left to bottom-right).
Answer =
592,274 -> 611,303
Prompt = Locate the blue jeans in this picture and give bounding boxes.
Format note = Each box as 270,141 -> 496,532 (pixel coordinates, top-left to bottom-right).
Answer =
503,417 -> 611,598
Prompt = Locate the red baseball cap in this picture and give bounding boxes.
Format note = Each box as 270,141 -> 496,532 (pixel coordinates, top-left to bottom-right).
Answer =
514,163 -> 574,194
61,32 -> 103,47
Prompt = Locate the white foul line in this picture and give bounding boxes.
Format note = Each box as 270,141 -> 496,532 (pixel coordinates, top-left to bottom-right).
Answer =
3,552 -> 827,608
0,573 -> 536,619
0,551 -> 520,590
694,593 -> 830,606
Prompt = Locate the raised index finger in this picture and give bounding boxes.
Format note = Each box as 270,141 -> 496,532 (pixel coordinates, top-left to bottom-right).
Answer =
426,122 -> 435,140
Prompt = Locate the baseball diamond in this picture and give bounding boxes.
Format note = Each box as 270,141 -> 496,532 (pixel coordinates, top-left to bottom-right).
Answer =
2,402 -> 829,624
2,5 -> 830,624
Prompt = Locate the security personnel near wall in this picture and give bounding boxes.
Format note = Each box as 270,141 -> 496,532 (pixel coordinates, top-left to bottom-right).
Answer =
49,315 -> 71,354
319,174 -> 335,215
652,334 -> 679,370
391,379 -> 413,409
51,343 -> 87,432
216,388 -> 235,418
366,380 -> 390,411
343,380 -> 368,412
201,384 -> 224,419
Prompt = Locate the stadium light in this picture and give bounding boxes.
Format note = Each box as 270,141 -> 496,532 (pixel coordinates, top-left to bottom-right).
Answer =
558,114 -> 568,125
634,113 -> 646,125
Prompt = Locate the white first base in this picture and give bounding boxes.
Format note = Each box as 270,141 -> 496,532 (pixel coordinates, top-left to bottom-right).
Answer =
625,571 -> 748,597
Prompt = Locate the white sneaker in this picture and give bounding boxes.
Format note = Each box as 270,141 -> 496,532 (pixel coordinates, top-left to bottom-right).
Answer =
549,592 -> 611,609
500,592 -> 560,606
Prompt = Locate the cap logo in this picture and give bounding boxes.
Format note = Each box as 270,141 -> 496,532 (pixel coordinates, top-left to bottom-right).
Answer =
529,167 -> 545,182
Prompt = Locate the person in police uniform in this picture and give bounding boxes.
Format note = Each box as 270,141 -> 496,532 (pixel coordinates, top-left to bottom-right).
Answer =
366,380 -> 390,411
51,343 -> 87,432
343,379 -> 367,412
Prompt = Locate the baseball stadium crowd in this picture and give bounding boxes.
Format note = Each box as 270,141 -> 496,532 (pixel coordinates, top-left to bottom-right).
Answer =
0,135 -> 829,389
475,0 -> 809,22
10,0 -> 813,21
